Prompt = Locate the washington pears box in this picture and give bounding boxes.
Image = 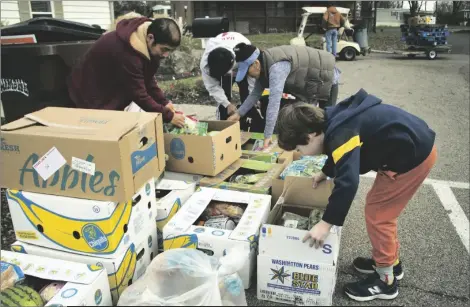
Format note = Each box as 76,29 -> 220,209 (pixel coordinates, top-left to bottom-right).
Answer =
0,107 -> 165,202
6,179 -> 156,259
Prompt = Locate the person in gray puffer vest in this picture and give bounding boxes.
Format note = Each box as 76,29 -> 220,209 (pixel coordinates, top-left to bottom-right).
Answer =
228,43 -> 340,149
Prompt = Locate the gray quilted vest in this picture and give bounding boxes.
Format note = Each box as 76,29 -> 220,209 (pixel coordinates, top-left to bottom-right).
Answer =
259,45 -> 336,102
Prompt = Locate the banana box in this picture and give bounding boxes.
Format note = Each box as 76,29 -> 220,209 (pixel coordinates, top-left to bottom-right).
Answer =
155,171 -> 201,251
10,221 -> 158,305
1,107 -> 165,202
162,187 -> 271,289
0,250 -> 112,306
6,179 -> 156,259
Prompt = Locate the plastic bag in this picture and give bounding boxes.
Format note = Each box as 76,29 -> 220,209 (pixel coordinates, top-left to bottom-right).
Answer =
279,212 -> 309,230
279,155 -> 328,180
117,248 -> 248,306
165,115 -> 209,136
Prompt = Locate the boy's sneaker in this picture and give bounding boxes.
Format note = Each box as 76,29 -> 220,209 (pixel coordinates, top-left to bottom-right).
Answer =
344,272 -> 399,302
353,257 -> 404,280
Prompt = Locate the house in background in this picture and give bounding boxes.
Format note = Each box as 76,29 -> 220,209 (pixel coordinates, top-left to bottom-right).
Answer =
376,7 -> 436,27
152,3 -> 171,18
1,1 -> 114,30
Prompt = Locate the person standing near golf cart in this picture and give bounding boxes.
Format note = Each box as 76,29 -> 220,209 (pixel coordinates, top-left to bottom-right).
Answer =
227,43 -> 339,149
322,5 -> 346,56
200,32 -> 256,120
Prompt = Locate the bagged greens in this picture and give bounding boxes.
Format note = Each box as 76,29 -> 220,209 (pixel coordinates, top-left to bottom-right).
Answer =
279,155 -> 328,180
165,116 -> 209,136
279,212 -> 309,230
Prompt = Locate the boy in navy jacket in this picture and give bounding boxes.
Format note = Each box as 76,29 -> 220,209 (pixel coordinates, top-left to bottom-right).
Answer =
276,89 -> 437,301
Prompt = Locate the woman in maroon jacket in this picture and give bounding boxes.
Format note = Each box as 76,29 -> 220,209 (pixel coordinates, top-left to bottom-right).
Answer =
67,16 -> 185,127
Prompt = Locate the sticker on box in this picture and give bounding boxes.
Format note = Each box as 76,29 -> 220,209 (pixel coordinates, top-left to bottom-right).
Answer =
33,147 -> 66,180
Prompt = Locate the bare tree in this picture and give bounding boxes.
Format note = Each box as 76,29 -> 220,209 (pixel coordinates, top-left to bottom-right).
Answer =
376,1 -> 403,9
408,1 -> 424,17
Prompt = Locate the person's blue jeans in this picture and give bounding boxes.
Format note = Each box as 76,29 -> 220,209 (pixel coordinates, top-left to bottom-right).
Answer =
325,29 -> 338,56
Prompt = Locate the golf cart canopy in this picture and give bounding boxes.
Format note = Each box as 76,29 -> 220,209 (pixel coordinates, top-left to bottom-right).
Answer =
301,7 -> 351,16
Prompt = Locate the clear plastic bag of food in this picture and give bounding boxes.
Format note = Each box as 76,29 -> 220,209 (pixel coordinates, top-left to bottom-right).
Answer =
204,202 -> 245,219
279,155 -> 328,179
279,212 -> 309,230
117,248 -> 248,306
0,262 -> 25,291
308,208 -> 324,229
228,173 -> 265,184
165,115 -> 209,136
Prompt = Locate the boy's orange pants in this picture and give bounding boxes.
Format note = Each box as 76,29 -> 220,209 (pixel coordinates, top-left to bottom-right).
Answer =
365,146 -> 437,267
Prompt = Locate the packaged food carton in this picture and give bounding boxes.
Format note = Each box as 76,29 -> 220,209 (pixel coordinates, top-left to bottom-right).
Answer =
257,180 -> 340,306
164,121 -> 241,176
10,221 -> 158,305
6,179 -> 156,258
0,250 -> 112,306
162,187 -> 271,289
0,107 -> 165,202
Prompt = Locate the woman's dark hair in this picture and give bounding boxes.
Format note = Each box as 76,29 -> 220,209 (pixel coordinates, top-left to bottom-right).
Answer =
147,18 -> 181,47
276,103 -> 326,151
208,47 -> 234,78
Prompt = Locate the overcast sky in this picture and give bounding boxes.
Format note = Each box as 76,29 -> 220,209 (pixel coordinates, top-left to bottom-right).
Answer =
401,1 -> 437,11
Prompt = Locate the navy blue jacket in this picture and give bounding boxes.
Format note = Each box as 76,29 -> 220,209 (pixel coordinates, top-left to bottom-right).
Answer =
321,89 -> 436,226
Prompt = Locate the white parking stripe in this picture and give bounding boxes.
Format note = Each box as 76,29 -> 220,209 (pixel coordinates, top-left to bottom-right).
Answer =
432,183 -> 470,253
361,172 -> 470,189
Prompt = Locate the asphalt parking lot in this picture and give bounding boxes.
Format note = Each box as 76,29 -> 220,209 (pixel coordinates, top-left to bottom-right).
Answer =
179,51 -> 470,306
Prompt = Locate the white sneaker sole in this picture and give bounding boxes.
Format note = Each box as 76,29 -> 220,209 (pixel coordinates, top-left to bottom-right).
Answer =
354,266 -> 405,281
346,290 -> 399,302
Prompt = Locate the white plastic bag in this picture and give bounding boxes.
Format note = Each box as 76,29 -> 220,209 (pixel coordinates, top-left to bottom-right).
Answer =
117,248 -> 248,306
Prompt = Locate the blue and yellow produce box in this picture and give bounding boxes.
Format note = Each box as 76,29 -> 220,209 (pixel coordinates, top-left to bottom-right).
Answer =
6,179 -> 156,259
199,159 -> 286,195
1,250 -> 112,306
0,107 -> 165,202
10,220 -> 158,305
155,171 -> 201,251
162,187 -> 271,289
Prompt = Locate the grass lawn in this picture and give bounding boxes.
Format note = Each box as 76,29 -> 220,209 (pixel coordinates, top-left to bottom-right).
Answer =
184,29 -> 404,51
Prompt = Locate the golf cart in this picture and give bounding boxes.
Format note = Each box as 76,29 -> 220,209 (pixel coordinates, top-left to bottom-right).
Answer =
290,6 -> 370,61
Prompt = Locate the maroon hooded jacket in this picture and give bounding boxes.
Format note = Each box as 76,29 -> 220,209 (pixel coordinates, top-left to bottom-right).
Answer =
67,17 -> 174,122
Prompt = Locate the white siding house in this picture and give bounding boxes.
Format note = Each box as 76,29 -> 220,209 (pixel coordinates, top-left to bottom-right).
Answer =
1,1 -> 21,26
0,1 -> 114,30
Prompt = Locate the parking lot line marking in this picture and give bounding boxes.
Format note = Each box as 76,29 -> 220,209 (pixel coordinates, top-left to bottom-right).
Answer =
432,183 -> 470,253
361,172 -> 470,189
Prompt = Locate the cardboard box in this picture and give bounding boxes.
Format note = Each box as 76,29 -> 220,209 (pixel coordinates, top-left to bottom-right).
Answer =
0,107 -> 165,202
10,222 -> 158,305
241,132 -> 293,163
271,153 -> 330,207
162,187 -> 271,289
6,179 -> 156,259
155,171 -> 201,251
199,159 -> 285,194
0,250 -> 112,306
164,121 -> 241,176
257,181 -> 340,306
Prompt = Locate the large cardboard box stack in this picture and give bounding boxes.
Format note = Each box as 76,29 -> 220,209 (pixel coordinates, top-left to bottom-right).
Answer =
257,180 -> 340,306
162,187 -> 272,289
1,251 -> 113,306
1,107 -> 165,304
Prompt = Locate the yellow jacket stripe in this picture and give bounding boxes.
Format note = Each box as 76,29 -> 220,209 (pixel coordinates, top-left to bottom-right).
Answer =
332,135 -> 363,164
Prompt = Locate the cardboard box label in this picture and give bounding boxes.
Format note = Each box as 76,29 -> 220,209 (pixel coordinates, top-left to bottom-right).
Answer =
169,138 -> 186,160
33,147 -> 67,180
130,143 -> 158,174
72,157 -> 96,176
